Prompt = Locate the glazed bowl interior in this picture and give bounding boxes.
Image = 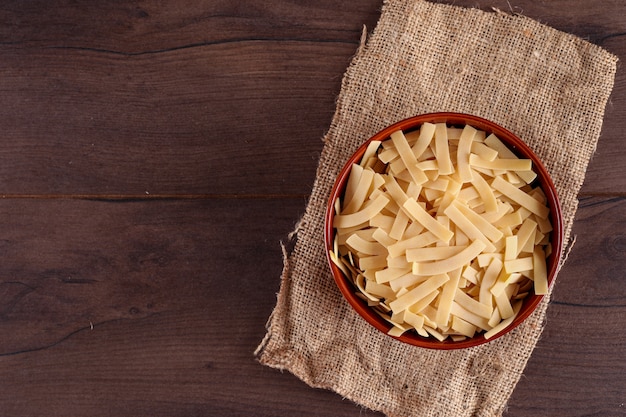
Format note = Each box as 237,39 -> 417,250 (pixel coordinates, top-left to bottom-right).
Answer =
324,112 -> 563,349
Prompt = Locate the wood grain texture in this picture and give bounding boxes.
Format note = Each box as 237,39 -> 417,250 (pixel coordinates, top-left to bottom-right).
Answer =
0,1 -> 624,416
0,198 -> 302,355
0,43 -> 350,196
507,196 -> 626,417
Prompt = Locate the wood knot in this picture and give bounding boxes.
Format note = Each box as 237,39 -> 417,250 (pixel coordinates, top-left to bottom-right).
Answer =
607,235 -> 626,259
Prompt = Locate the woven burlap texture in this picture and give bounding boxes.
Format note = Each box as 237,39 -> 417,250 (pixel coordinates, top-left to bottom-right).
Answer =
255,1 -> 618,416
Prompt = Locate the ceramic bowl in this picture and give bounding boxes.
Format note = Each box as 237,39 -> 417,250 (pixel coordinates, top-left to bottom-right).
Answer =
324,112 -> 563,349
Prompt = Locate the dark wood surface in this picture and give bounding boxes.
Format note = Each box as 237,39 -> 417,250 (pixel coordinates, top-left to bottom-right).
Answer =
0,1 -> 623,416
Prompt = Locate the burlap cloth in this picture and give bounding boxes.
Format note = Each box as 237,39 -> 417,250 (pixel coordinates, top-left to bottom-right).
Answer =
255,1 -> 618,416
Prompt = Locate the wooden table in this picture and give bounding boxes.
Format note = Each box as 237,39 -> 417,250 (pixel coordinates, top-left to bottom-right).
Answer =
0,1 -> 623,416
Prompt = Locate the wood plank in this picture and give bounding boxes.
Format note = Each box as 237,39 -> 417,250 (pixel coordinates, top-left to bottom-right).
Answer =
0,309 -> 384,417
508,303 -> 625,417
581,35 -> 626,194
506,196 -> 626,416
0,197 -> 306,354
0,0 -> 382,53
0,42 -> 354,195
550,196 -> 626,307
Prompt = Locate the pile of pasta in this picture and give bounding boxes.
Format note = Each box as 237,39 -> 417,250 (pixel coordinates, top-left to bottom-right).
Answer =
330,123 -> 553,341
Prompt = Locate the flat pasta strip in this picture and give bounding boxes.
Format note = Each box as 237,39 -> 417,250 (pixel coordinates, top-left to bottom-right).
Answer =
345,234 -> 387,256
375,266 -> 413,284
533,246 -> 549,294
411,123 -> 436,159
435,267 -> 462,328
389,273 -> 449,313
471,141 -> 498,161
470,170 -> 498,213
484,300 -> 523,339
451,315 -> 477,338
454,287 -> 492,319
390,130 -> 428,184
469,154 -> 532,171
333,194 -> 390,228
413,240 -> 486,275
504,256 -> 534,274
451,201 -> 503,243
443,203 -> 496,253
360,141 -> 383,167
491,176 -> 550,219
387,231 -> 439,258
434,123 -> 454,175
405,245 -> 466,262
456,125 -> 476,182
403,198 -> 454,243
342,164 -> 364,211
